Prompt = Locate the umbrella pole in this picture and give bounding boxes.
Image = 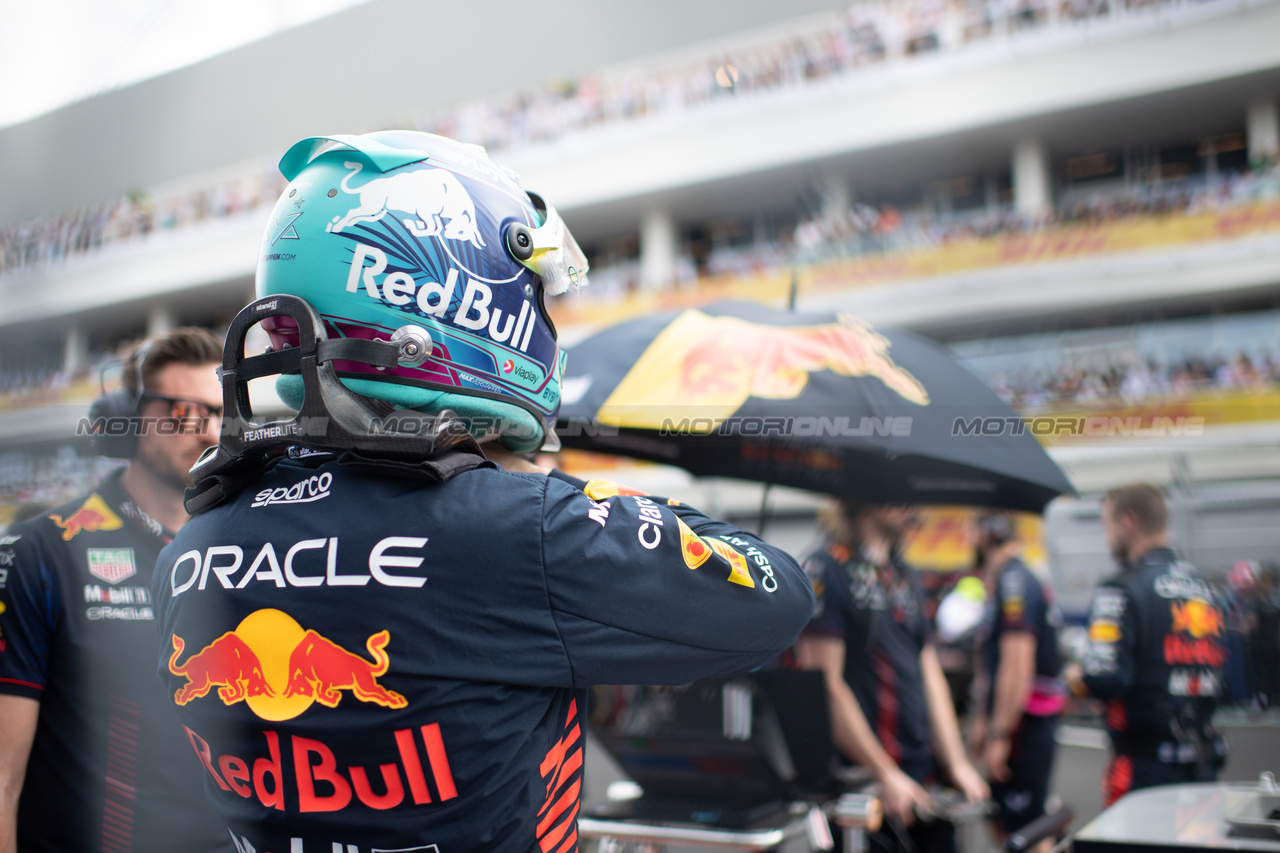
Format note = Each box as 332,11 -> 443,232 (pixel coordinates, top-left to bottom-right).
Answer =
757,269 -> 796,538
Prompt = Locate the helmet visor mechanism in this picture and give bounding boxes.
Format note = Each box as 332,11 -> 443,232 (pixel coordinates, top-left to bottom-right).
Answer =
504,192 -> 590,298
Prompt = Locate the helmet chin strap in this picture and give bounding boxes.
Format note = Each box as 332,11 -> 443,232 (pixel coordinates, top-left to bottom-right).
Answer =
185,294 -> 486,516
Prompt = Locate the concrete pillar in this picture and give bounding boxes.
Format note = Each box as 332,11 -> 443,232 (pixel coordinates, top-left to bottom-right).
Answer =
819,173 -> 851,224
1013,138 -> 1052,218
147,303 -> 175,338
753,212 -> 769,247
639,209 -> 677,291
1247,98 -> 1279,167
985,174 -> 1001,214
933,181 -> 953,218
62,323 -> 89,380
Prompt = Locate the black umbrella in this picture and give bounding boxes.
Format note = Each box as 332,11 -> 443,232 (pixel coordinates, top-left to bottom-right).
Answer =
555,300 -> 1073,512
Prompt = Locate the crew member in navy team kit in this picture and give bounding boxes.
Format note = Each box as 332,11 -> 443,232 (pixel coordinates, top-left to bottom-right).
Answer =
0,328 -> 233,853
793,501 -> 988,853
151,131 -> 816,853
1066,483 -> 1228,807
968,512 -> 1063,850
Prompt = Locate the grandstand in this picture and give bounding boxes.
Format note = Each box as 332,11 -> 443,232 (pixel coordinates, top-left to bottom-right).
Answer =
3,0 -> 1280,554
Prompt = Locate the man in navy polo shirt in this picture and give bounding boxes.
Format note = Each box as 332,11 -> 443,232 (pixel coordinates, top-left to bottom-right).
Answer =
0,328 -> 231,853
1066,484 -> 1227,807
794,501 -> 988,852
970,512 -> 1064,848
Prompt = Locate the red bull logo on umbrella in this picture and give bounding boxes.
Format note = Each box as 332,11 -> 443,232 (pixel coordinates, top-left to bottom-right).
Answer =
597,310 -> 929,430
169,609 -> 406,720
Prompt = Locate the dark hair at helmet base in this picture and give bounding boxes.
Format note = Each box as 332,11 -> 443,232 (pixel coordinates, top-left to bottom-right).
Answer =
185,295 -> 485,516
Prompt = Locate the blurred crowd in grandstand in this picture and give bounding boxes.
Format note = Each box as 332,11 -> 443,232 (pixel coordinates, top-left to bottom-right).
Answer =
952,309 -> 1280,412
795,163 -> 1280,258
404,0 -> 1241,155
0,447 -> 118,522
985,349 -> 1280,410
0,167 -> 283,277
2,0 -> 1269,286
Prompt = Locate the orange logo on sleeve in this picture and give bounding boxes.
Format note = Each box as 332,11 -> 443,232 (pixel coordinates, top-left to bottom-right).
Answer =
583,480 -> 648,501
1089,621 -> 1122,643
1170,600 -> 1223,639
49,494 -> 123,541
676,517 -> 713,569
707,539 -> 756,589
674,517 -> 755,588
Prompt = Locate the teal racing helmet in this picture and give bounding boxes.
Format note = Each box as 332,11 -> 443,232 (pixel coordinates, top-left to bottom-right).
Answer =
257,131 -> 588,452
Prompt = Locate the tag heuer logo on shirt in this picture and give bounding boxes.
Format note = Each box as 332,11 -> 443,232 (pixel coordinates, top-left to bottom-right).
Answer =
86,548 -> 137,584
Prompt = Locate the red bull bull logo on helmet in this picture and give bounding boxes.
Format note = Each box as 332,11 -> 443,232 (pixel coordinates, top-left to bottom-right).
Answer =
596,310 -> 929,430
49,493 -> 123,541
327,161 -> 486,250
169,609 -> 405,721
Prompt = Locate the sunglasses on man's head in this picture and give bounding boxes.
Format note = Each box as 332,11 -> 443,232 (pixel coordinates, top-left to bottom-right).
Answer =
139,392 -> 223,423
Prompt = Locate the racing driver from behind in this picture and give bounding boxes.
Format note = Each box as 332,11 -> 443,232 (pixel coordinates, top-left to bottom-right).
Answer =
153,130 -> 816,852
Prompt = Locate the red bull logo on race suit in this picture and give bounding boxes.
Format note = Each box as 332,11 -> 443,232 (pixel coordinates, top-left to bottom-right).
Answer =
596,310 -> 929,430
168,609 -> 405,720
181,723 -> 458,814
173,611 -> 457,816
170,632 -> 273,706
284,629 -> 406,709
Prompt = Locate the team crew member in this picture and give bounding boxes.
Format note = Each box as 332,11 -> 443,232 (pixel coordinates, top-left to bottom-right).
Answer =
794,502 -> 988,852
1066,484 -> 1227,806
153,131 -> 816,853
0,328 -> 232,853
969,513 -> 1064,845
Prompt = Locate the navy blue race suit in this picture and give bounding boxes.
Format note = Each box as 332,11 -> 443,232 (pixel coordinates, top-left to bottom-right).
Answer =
802,540 -> 933,782
152,454 -> 814,853
1080,547 -> 1227,806
978,557 -> 1064,832
0,469 -> 232,853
